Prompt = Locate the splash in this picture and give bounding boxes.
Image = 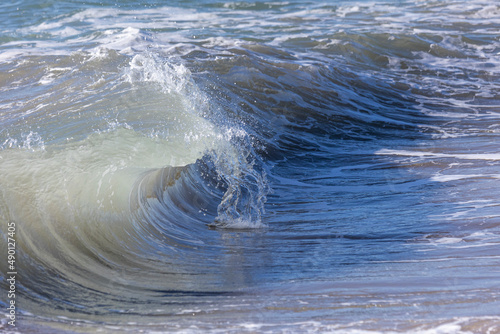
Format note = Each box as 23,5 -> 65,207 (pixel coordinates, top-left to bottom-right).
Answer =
124,53 -> 270,228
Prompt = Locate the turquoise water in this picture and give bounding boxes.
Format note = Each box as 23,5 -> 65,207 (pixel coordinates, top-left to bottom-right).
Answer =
1,1 -> 500,333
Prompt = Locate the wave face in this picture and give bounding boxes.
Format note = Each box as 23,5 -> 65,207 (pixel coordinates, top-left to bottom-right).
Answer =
1,0 -> 500,333
0,47 -> 270,326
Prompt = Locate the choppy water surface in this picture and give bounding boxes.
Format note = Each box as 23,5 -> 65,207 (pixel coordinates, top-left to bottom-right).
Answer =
1,0 -> 500,333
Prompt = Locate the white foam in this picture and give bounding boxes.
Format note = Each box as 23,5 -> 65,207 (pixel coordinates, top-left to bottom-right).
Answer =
471,5 -> 500,19
95,27 -> 150,54
0,6 -> 220,62
376,149 -> 500,161
430,174 -> 500,182
434,237 -> 463,244
336,5 -> 361,18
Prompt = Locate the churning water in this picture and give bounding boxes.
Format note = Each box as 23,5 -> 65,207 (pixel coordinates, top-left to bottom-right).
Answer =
1,0 -> 500,333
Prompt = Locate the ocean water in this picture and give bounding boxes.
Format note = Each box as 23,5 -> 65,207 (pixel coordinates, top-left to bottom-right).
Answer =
1,0 -> 500,333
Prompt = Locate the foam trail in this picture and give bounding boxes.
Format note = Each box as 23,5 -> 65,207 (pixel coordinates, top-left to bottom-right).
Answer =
376,149 -> 500,161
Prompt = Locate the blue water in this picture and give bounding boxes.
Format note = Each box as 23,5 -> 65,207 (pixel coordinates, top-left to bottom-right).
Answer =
1,0 -> 500,333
